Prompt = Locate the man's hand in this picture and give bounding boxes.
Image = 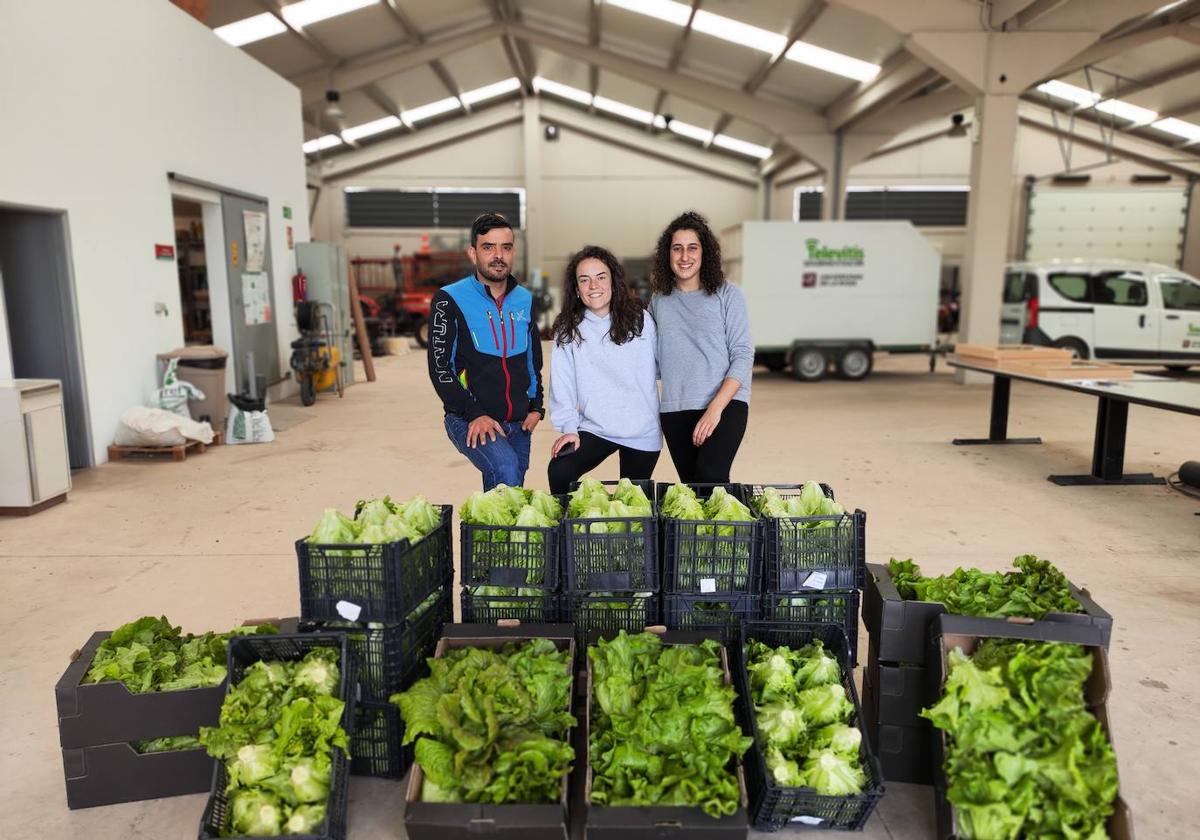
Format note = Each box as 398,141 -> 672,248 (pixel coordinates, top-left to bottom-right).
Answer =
692,405 -> 724,446
467,415 -> 506,448
521,411 -> 542,433
551,432 -> 580,458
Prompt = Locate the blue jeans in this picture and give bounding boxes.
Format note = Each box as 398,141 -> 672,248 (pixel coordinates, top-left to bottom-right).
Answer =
444,415 -> 532,491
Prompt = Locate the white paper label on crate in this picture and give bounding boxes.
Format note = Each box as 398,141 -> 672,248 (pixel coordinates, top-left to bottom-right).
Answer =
700,578 -> 717,593
335,600 -> 363,621
791,816 -> 824,826
803,571 -> 828,590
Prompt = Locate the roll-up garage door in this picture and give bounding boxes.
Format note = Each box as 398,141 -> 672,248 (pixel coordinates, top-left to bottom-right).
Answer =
1024,186 -> 1188,266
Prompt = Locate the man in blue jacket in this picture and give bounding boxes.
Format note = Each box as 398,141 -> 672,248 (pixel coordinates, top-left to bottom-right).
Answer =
428,213 -> 544,490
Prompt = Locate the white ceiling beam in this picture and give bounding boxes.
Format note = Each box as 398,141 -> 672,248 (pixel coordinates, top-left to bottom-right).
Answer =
1018,114 -> 1199,177
380,0 -> 469,113
488,0 -> 536,94
1050,22 -> 1196,78
824,52 -> 941,130
651,0 -> 702,122
853,85 -> 973,136
588,0 -> 602,97
1011,0 -> 1073,28
294,25 -> 499,105
507,22 -> 827,135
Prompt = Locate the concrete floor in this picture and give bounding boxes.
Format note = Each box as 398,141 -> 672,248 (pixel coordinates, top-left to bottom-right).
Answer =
2,349 -> 1197,839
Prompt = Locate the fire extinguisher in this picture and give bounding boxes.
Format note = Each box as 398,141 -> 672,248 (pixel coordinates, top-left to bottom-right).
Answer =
292,270 -> 307,304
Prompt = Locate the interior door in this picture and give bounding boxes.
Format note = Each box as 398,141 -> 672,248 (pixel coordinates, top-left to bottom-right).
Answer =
1090,271 -> 1158,358
220,195 -> 279,394
1157,276 -> 1200,360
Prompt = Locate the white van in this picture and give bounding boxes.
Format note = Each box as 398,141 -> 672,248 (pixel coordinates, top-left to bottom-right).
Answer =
1000,259 -> 1200,371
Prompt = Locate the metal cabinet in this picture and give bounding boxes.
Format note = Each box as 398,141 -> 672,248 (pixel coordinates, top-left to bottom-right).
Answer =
0,379 -> 72,513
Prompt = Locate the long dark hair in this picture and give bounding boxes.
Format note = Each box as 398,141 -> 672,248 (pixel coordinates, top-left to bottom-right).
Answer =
651,210 -> 724,295
552,245 -> 645,347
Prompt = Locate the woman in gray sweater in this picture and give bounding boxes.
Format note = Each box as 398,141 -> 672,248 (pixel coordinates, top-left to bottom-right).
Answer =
648,211 -> 753,483
547,245 -> 660,494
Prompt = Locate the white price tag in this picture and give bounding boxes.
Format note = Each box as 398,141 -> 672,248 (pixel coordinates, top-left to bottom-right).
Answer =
699,578 -> 717,593
803,571 -> 828,590
335,600 -> 363,621
791,816 -> 824,826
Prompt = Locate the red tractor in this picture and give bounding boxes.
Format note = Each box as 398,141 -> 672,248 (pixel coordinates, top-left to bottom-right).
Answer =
352,251 -> 473,348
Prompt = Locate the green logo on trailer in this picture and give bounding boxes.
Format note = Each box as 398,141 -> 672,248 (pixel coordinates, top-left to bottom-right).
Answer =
804,239 -> 864,266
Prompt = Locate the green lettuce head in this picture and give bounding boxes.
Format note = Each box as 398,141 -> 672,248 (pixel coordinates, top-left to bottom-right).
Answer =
231,789 -> 284,836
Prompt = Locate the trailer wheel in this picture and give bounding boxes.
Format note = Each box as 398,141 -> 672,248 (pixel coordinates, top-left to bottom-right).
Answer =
414,318 -> 430,348
836,347 -> 873,380
790,347 -> 828,381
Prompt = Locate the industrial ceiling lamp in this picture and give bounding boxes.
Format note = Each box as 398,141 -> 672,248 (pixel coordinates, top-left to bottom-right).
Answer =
324,89 -> 344,121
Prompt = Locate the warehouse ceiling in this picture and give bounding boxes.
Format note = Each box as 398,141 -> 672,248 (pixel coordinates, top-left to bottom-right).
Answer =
200,0 -> 1200,169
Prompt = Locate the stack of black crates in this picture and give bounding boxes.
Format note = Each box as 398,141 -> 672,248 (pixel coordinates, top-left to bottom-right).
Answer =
658,482 -> 763,635
295,504 -> 454,780
562,479 -> 660,656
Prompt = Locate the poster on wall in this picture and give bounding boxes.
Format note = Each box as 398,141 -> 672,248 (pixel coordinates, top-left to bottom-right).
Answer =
242,272 -> 272,326
242,210 -> 267,273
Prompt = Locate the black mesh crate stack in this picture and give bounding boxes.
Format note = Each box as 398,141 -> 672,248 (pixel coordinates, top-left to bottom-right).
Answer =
459,493 -> 565,625
657,482 -> 762,637
745,483 -> 865,666
297,504 -> 454,779
562,480 -> 660,655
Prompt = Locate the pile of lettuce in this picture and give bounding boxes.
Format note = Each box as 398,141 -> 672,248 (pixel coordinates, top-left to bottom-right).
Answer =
589,631 -> 752,818
922,640 -> 1117,839
308,494 -> 442,546
745,638 -> 866,796
660,484 -> 757,590
392,638 -> 575,804
751,482 -> 845,526
567,478 -> 653,531
460,485 -> 563,585
888,556 -> 1081,619
134,735 -> 202,754
199,648 -> 349,837
83,616 -> 276,693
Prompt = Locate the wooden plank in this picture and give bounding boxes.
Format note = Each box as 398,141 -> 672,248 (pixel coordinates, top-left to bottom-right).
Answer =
347,257 -> 376,383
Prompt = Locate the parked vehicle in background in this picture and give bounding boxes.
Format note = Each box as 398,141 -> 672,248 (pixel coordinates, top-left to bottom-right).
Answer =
724,221 -> 940,381
353,252 -> 472,347
1000,259 -> 1200,371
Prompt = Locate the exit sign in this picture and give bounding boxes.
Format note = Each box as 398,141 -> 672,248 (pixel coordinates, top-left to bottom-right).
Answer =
155,244 -> 175,260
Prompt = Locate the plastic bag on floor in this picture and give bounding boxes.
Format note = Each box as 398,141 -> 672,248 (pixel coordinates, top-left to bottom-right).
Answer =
226,403 -> 275,445
115,406 -> 215,447
153,358 -> 205,419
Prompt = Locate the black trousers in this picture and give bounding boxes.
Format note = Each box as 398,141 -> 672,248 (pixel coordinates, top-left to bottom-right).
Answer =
660,400 -> 749,484
547,431 -> 661,495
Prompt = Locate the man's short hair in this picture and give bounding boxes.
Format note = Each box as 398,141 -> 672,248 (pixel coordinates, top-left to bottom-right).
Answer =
471,212 -> 513,246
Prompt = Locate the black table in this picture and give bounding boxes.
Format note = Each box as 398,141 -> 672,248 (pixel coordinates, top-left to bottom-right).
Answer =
948,358 -> 1200,486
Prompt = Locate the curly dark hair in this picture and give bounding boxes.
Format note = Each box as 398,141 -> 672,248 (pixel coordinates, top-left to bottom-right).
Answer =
651,210 -> 724,295
552,245 -> 645,347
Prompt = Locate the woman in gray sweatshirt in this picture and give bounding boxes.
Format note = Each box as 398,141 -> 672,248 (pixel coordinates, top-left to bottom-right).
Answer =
648,211 -> 753,483
547,245 -> 660,494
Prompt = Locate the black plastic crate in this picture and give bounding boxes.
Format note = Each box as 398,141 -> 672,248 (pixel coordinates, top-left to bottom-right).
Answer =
663,594 -> 761,635
762,590 -> 860,668
298,504 -> 453,624
564,593 -> 659,656
460,587 -> 561,623
198,633 -> 355,840
460,498 -> 563,589
301,587 -> 451,701
863,561 -> 1115,666
563,480 -> 657,592
655,482 -> 761,594
744,483 -> 866,592
62,742 -> 213,809
351,700 -> 409,779
735,621 -> 885,831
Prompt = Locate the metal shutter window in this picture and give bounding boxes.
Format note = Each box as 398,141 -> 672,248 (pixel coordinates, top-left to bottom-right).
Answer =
794,188 -> 969,226
345,189 -> 522,229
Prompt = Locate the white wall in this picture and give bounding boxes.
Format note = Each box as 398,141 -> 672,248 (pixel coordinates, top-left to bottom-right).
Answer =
0,0 -> 310,464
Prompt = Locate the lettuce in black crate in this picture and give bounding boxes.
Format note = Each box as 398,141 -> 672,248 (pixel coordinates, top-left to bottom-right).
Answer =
748,482 -> 866,592
763,590 -> 860,668
298,497 -> 452,624
658,482 -> 761,594
563,479 -> 657,591
736,622 -> 884,831
460,485 -> 563,589
197,633 -> 354,839
461,586 -> 562,623
565,592 -> 659,656
351,700 -> 409,779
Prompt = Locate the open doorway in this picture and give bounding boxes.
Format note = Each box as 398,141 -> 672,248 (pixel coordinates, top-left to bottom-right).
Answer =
0,205 -> 92,468
173,198 -> 211,344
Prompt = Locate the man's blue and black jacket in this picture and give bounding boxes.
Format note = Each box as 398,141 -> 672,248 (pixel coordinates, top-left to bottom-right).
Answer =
428,274 -> 544,423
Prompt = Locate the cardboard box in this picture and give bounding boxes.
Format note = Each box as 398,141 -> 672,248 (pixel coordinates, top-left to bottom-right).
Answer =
583,628 -> 749,840
952,343 -> 1072,366
1004,358 -> 1135,380
405,623 -> 576,840
865,635 -> 933,729
61,742 -> 213,809
863,562 -> 1113,666
930,615 -> 1131,839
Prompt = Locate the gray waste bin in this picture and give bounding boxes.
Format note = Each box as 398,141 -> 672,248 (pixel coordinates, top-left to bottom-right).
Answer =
157,346 -> 228,425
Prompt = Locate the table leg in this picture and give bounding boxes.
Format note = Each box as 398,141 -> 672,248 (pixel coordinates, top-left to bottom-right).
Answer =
1048,397 -> 1165,486
953,375 -> 1042,446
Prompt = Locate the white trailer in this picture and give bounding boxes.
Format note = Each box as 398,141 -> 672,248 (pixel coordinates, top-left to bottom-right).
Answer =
724,221 -> 940,381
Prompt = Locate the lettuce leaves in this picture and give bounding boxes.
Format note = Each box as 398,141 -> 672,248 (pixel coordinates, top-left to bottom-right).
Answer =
752,482 -> 844,526
888,556 -> 1082,619
308,494 -> 443,546
922,640 -> 1118,840
588,631 -> 752,818
391,638 -> 575,805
